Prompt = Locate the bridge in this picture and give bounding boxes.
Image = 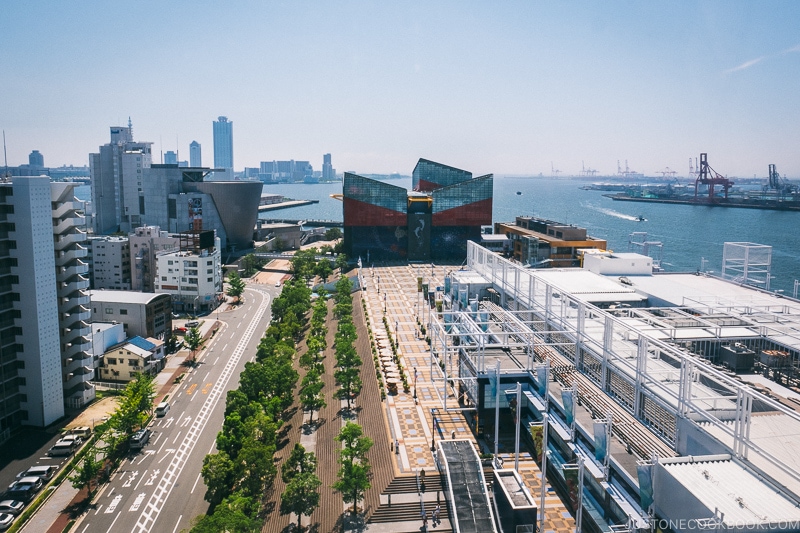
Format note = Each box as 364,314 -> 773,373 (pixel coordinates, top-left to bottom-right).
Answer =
258,218 -> 343,228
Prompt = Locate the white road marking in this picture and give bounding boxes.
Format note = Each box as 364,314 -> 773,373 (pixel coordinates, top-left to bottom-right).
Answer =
171,515 -> 183,533
172,431 -> 182,444
134,469 -> 148,491
213,356 -> 219,365
203,371 -> 210,381
93,505 -> 103,515
108,510 -> 122,530
130,492 -> 146,511
158,450 -> 175,464
122,471 -> 138,488
106,494 -> 122,513
190,472 -> 202,494
132,288 -> 271,533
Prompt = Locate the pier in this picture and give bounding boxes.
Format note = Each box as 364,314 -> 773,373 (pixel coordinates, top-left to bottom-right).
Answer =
258,199 -> 319,212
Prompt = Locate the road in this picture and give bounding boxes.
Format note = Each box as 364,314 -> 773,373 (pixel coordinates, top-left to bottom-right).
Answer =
77,285 -> 275,533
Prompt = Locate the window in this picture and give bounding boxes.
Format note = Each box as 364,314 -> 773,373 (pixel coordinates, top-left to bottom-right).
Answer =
105,308 -> 113,314
207,277 -> 213,282
207,269 -> 213,274
162,276 -> 167,281
119,309 -> 128,315
107,358 -> 116,365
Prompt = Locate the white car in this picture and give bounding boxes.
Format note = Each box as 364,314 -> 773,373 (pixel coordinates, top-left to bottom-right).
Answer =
0,513 -> 13,531
0,501 -> 23,516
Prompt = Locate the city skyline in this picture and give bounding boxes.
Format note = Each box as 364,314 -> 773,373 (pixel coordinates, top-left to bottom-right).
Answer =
2,2 -> 800,177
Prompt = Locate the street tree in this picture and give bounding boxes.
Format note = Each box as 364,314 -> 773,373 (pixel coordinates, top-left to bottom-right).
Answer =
184,326 -> 205,363
226,271 -> 246,303
69,449 -> 103,499
280,471 -> 321,532
335,254 -> 349,274
315,259 -> 333,282
201,451 -> 237,505
299,368 -> 326,424
324,227 -> 342,241
332,422 -> 373,516
281,443 -> 318,483
334,365 -> 362,411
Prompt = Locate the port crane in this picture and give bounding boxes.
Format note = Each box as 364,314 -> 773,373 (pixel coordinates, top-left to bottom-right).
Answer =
656,167 -> 678,178
551,161 -> 561,177
694,153 -> 733,201
766,164 -> 797,196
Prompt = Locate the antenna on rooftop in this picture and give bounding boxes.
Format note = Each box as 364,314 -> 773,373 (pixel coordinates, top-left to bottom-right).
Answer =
2,130 -> 8,179
128,116 -> 133,139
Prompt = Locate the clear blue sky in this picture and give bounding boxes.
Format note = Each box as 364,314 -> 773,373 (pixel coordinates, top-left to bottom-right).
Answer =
2,1 -> 799,178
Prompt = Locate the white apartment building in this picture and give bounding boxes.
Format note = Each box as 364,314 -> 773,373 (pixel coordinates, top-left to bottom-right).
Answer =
89,236 -> 131,290
0,177 -> 94,435
154,244 -> 222,315
129,226 -> 179,292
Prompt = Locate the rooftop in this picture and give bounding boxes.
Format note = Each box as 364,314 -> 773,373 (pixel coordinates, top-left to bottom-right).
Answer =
88,290 -> 170,305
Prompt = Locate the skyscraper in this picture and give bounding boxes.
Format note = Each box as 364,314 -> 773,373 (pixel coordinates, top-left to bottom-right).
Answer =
213,116 -> 233,171
190,141 -> 202,167
89,126 -> 153,234
164,151 -> 177,165
28,150 -> 44,168
322,153 -> 335,181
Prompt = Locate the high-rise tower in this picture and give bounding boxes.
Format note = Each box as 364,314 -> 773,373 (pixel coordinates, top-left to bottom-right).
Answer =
190,141 -> 202,167
213,116 -> 233,171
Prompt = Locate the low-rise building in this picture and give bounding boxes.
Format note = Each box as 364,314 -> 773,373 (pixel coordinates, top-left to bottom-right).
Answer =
494,216 -> 607,267
97,336 -> 164,382
88,290 -> 172,339
89,235 -> 131,290
154,234 -> 222,314
129,226 -> 180,292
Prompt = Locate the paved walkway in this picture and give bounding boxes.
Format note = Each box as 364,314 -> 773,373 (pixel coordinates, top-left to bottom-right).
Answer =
364,263 -> 576,533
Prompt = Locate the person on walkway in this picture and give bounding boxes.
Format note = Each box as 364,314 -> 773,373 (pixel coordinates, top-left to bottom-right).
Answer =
422,509 -> 428,530
433,504 -> 440,525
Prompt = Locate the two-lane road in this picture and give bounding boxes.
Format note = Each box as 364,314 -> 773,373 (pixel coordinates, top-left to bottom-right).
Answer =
78,285 -> 275,533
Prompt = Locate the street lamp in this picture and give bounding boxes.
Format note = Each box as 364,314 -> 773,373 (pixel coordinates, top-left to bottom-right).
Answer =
193,295 -> 200,318
413,367 -> 418,401
430,407 -> 437,451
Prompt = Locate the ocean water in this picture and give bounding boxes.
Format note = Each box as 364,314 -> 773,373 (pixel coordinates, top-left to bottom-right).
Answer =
77,178 -> 800,294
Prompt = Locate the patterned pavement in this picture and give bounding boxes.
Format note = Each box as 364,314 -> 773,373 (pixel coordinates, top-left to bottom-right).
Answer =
363,263 -> 577,533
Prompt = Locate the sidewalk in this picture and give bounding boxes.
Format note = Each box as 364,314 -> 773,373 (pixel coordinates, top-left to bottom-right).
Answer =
19,317 -> 222,533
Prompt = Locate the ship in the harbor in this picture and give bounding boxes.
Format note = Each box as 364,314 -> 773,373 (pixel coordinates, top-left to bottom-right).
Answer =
604,153 -> 800,211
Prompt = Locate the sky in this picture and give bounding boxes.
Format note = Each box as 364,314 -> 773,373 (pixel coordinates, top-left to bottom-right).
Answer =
2,1 -> 800,178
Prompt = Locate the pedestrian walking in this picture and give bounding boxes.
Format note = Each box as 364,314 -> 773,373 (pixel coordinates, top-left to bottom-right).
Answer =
433,504 -> 441,524
422,509 -> 428,530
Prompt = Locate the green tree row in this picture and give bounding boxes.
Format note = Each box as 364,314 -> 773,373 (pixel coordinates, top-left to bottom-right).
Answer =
70,374 -> 155,498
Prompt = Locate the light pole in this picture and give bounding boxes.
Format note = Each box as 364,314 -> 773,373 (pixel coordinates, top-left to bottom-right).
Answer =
193,295 -> 200,318
430,407 -> 437,451
413,367 -> 418,401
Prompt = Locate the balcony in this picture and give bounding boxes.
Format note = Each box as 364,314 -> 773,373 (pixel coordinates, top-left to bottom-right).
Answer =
65,381 -> 96,408
52,216 -> 85,235
53,232 -> 87,251
58,278 -> 90,298
51,200 -> 83,220
55,246 -> 88,266
59,261 -> 89,279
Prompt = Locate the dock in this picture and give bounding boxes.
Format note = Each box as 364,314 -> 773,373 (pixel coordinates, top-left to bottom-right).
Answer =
257,199 -> 319,212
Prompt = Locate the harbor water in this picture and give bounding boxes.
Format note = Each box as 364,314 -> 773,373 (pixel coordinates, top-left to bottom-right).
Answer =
77,178 -> 800,295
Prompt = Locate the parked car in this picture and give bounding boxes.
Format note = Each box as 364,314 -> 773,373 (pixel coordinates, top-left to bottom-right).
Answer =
129,428 -> 151,450
0,513 -> 13,530
0,500 -> 23,516
185,320 -> 199,328
8,477 -> 42,493
16,465 -> 57,481
47,439 -> 77,457
59,434 -> 82,446
70,426 -> 92,439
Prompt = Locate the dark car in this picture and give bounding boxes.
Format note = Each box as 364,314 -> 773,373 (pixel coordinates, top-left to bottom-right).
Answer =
129,428 -> 151,450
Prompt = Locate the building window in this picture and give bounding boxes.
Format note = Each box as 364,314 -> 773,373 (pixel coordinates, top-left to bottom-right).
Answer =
105,308 -> 113,314
107,358 -> 116,365
162,276 -> 167,281
207,277 -> 213,282
119,309 -> 128,315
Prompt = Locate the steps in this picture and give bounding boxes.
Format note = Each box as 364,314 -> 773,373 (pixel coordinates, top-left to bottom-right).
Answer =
370,501 -> 451,524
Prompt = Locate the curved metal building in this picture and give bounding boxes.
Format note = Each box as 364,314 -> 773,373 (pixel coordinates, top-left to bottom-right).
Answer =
343,159 -> 493,262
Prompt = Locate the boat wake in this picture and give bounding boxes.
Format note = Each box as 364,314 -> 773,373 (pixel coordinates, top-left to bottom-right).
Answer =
587,204 -> 643,221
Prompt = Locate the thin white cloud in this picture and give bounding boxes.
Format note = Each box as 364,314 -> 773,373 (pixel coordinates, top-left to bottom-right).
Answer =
725,56 -> 766,74
783,44 -> 800,54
